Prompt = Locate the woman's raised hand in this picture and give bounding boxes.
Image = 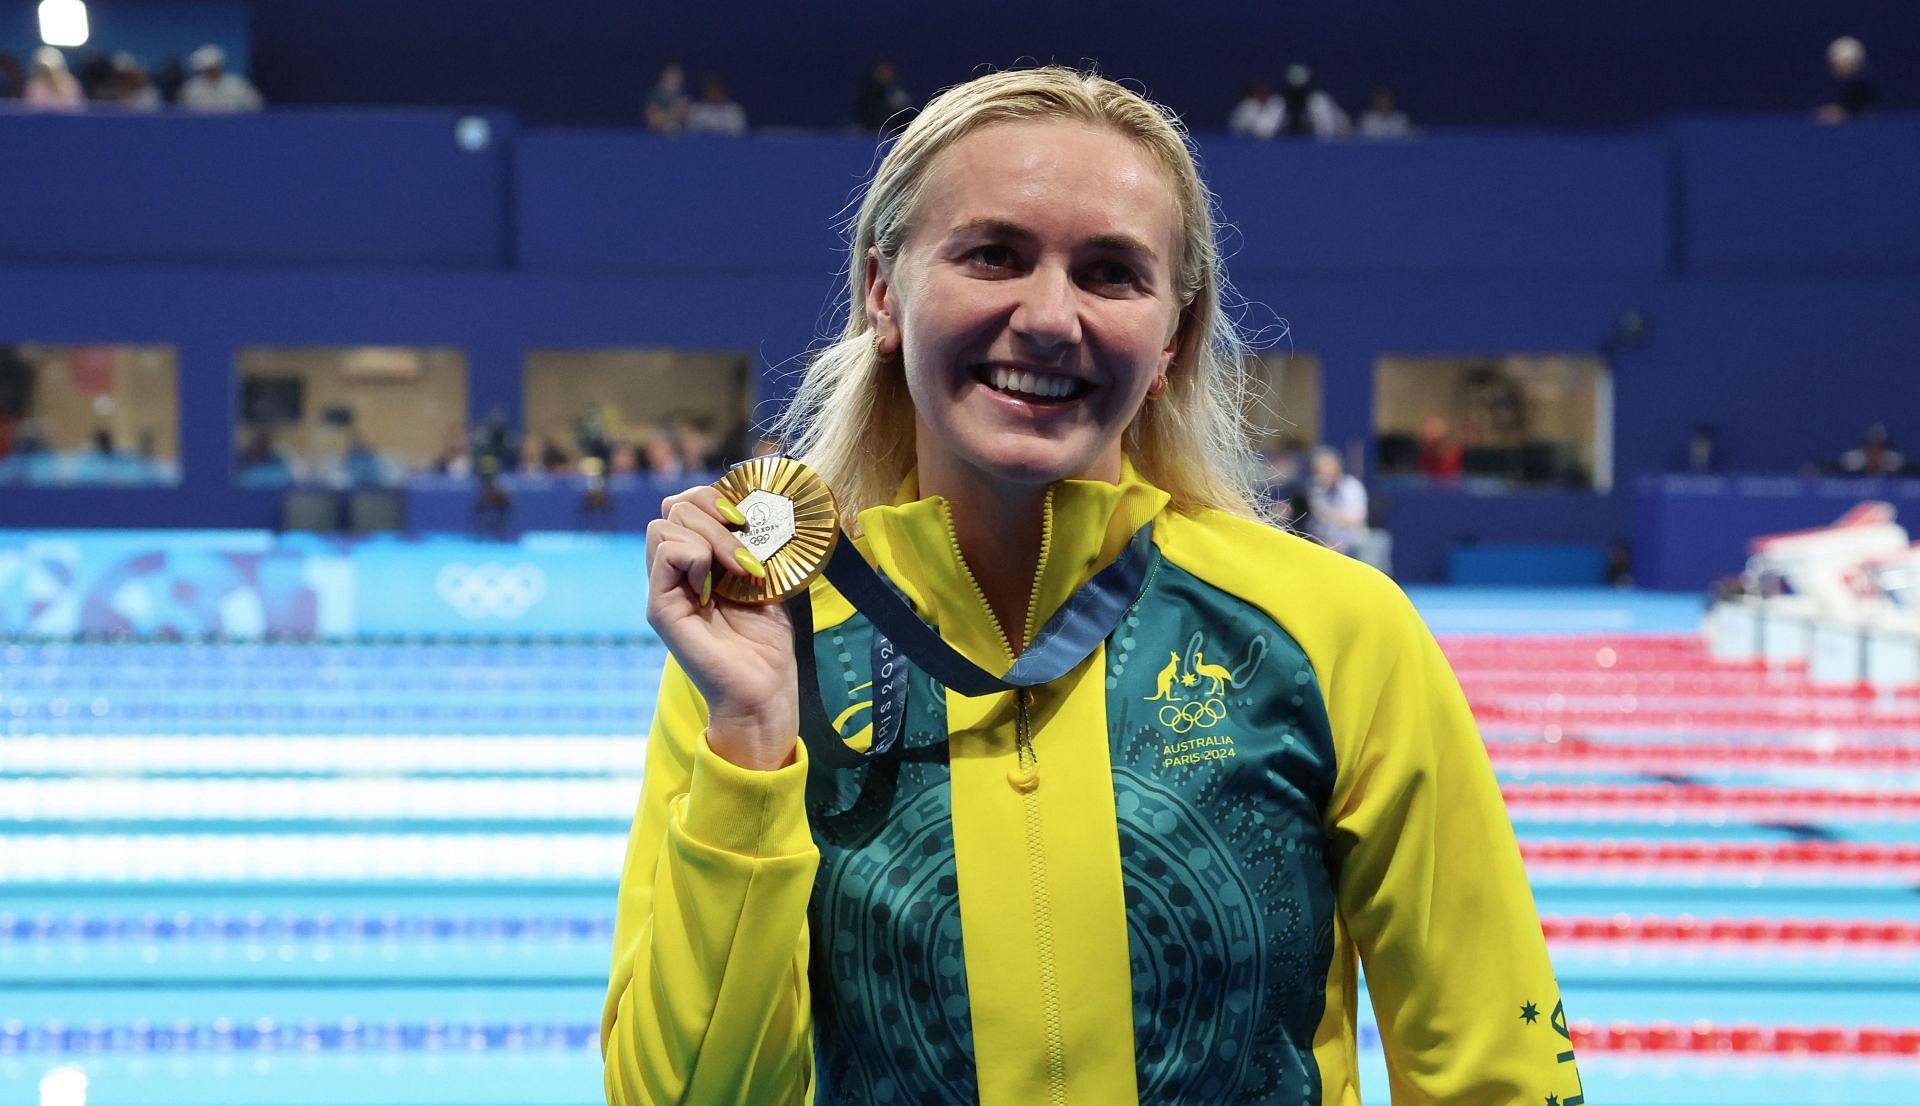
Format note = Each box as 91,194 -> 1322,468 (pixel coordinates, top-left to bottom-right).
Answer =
645,485 -> 800,770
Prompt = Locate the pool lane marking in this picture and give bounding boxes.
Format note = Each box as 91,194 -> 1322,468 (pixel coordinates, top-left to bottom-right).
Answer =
1501,784 -> 1920,820
1486,741 -> 1920,769
1540,915 -> 1920,947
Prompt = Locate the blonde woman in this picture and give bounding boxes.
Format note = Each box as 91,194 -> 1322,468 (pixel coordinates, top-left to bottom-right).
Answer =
606,67 -> 1578,1106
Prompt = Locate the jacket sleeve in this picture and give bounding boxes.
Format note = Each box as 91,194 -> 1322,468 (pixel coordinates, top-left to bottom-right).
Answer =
1322,591 -> 1585,1106
601,655 -> 819,1105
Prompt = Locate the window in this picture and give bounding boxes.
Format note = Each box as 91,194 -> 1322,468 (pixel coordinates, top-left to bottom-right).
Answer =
233,347 -> 469,488
1373,354 -> 1610,491
1245,352 -> 1321,452
0,343 -> 179,486
521,349 -> 753,479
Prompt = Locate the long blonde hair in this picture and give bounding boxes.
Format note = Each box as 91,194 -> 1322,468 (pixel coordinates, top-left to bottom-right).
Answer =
773,66 -> 1264,521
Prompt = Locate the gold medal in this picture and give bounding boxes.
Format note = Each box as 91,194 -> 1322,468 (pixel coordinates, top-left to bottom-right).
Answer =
710,456 -> 842,605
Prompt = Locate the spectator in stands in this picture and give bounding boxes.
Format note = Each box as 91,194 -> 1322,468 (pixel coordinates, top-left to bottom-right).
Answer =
1415,416 -> 1462,479
610,442 -> 642,475
235,426 -> 295,487
515,433 -> 574,475
25,47 -> 85,110
431,425 -> 472,477
645,64 -> 691,133
0,52 -> 24,99
1306,445 -> 1369,555
1261,441 -> 1310,530
675,423 -> 718,470
176,45 -> 263,112
75,51 -> 117,100
1358,86 -> 1415,139
1277,64 -> 1350,139
110,53 -> 162,111
856,60 -> 913,134
1227,79 -> 1282,138
1688,424 -> 1718,473
644,435 -> 685,478
340,431 -> 383,486
685,73 -> 748,136
1817,36 -> 1878,123
1837,424 -> 1906,476
152,55 -> 185,102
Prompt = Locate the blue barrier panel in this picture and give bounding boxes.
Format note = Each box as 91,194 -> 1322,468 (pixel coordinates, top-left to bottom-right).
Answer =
1204,134 -> 1670,275
1671,115 -> 1920,277
515,131 -> 876,272
1632,474 -> 1920,591
0,108 -> 514,267
0,530 -> 651,638
1375,485 -> 1625,585
1448,543 -> 1610,586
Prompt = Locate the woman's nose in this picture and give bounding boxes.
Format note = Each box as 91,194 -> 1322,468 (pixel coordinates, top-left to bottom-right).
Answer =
1009,263 -> 1082,353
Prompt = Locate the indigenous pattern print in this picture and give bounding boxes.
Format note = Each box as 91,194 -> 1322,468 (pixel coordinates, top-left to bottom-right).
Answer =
806,618 -> 978,1106
1107,563 -> 1341,1104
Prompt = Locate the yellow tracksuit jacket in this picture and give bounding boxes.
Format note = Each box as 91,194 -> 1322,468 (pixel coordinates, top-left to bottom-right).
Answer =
602,463 -> 1581,1105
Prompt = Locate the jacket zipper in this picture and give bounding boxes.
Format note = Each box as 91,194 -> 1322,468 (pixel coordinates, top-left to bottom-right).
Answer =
939,490 -> 1069,1104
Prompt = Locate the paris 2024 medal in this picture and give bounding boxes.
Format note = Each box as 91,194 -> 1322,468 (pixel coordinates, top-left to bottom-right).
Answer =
709,456 -> 841,605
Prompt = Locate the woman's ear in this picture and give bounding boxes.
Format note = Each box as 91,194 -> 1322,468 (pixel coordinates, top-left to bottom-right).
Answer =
1157,304 -> 1190,376
863,248 -> 900,351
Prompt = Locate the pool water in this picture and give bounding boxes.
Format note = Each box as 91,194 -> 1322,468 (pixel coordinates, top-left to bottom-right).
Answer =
2,590 -> 1914,1105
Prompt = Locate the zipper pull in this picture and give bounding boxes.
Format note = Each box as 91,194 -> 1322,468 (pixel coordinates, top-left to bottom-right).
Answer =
1007,688 -> 1039,792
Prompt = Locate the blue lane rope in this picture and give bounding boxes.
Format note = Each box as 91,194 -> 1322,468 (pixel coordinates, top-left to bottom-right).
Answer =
0,913 -> 614,942
0,1019 -> 603,1055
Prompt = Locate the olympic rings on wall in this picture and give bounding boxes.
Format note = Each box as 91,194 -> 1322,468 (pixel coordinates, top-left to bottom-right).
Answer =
434,563 -> 549,620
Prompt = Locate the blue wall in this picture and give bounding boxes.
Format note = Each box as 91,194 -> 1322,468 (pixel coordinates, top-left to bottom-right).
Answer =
0,109 -> 513,266
1,109 -> 1916,582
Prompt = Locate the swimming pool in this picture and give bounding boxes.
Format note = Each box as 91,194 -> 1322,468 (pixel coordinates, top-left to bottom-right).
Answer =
3,590 -> 1914,1105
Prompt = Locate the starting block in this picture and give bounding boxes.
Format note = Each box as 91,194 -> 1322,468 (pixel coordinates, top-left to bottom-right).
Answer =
1706,503 -> 1920,691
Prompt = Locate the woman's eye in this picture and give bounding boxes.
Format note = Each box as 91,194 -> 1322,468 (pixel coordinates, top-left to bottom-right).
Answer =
968,244 -> 1017,270
1090,261 -> 1139,289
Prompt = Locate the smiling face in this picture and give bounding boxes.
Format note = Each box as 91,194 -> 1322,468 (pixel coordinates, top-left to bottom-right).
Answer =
864,120 -> 1184,498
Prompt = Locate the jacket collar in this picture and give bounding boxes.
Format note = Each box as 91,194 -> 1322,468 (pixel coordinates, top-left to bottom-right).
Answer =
850,458 -> 1170,672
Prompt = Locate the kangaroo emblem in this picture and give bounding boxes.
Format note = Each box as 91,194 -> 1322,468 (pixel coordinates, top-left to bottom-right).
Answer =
1192,650 -> 1234,695
1146,651 -> 1182,701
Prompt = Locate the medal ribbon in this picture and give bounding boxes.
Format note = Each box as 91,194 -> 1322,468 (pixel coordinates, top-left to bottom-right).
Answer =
789,523 -> 1156,770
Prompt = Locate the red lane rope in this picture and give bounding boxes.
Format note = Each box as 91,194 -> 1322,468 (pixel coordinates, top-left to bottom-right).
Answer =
1568,1020 -> 1920,1057
1459,674 -> 1919,699
1542,915 -> 1920,946
1520,841 -> 1920,867
1486,741 -> 1920,768
1502,784 -> 1920,812
1473,702 -> 1920,730
1440,634 -> 1702,650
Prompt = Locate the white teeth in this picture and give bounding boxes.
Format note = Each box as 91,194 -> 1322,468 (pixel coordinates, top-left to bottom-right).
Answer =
988,366 -> 1077,399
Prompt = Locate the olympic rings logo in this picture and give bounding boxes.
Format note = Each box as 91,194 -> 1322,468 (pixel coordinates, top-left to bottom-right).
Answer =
434,562 -> 549,619
1158,698 -> 1226,734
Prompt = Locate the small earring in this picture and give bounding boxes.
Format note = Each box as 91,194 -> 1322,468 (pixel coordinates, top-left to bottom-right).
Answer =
1146,375 -> 1167,399
870,332 -> 890,359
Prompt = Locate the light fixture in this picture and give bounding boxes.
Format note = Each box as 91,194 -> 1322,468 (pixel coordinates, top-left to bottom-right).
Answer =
38,0 -> 89,48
